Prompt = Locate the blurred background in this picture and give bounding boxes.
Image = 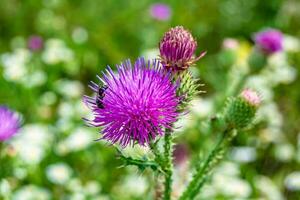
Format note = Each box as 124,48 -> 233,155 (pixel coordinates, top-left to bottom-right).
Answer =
0,0 -> 300,199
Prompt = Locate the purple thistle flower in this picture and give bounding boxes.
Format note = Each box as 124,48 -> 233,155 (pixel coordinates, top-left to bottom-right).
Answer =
150,3 -> 171,21
159,26 -> 206,72
28,35 -> 43,51
84,58 -> 179,147
0,106 -> 20,141
254,29 -> 283,55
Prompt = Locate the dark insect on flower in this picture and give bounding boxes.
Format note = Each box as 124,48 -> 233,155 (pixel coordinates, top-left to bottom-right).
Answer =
96,85 -> 108,109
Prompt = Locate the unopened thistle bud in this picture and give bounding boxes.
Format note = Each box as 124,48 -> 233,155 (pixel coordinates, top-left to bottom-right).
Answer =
224,89 -> 261,129
159,26 -> 206,72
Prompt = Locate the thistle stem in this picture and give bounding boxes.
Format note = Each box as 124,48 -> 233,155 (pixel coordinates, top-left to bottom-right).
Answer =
163,130 -> 173,200
150,141 -> 164,168
120,155 -> 159,170
179,129 -> 236,200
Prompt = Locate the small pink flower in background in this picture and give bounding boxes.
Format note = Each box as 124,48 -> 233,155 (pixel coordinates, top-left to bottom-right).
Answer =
28,35 -> 43,51
254,29 -> 283,55
150,3 -> 171,21
0,106 -> 20,141
222,38 -> 239,50
241,89 -> 261,106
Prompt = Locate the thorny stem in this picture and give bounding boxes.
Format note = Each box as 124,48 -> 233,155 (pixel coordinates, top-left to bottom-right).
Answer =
179,129 -> 237,200
163,130 -> 173,200
150,141 -> 164,168
120,155 -> 159,170
150,141 -> 164,200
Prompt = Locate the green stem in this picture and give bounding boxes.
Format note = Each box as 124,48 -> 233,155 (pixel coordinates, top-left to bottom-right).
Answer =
163,130 -> 173,200
179,129 -> 236,200
150,141 -> 164,168
229,72 -> 248,97
120,155 -> 159,171
150,141 -> 167,200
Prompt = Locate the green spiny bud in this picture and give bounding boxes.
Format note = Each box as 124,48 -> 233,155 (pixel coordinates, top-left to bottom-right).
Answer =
224,89 -> 261,129
176,71 -> 202,112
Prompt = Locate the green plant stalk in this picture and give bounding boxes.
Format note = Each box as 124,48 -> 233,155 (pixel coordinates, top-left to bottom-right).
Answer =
150,142 -> 165,200
150,141 -> 164,168
163,130 -> 173,200
120,155 -> 159,170
179,129 -> 236,200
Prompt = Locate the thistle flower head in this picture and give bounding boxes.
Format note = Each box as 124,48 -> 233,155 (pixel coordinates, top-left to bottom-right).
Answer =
224,89 -> 261,129
0,106 -> 20,141
84,58 -> 179,147
159,26 -> 206,71
254,29 -> 283,55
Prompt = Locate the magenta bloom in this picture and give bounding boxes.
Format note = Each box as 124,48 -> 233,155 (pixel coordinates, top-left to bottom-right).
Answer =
150,3 -> 171,21
28,35 -> 43,51
84,58 -> 179,147
159,26 -> 206,71
0,106 -> 20,141
254,29 -> 283,55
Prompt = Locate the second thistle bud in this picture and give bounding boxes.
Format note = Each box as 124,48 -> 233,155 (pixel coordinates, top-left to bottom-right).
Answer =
224,89 -> 261,129
159,26 -> 205,72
